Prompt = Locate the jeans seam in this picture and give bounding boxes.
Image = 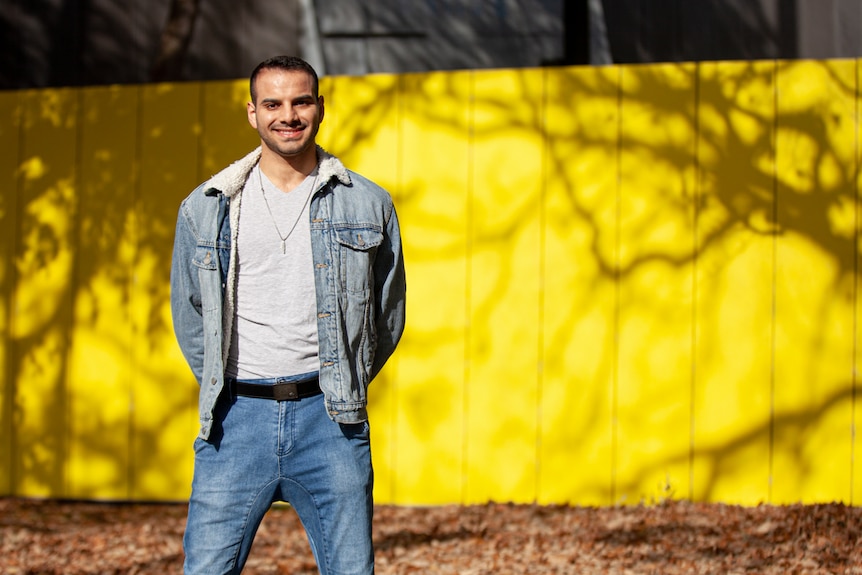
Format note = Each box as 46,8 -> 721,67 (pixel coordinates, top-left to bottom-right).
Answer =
230,479 -> 280,572
285,477 -> 333,575
276,401 -> 296,458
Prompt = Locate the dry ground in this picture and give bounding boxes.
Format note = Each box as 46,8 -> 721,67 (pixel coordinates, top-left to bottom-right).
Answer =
1,497 -> 860,574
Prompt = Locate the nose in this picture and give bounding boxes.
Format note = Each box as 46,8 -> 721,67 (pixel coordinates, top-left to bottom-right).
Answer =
282,105 -> 300,124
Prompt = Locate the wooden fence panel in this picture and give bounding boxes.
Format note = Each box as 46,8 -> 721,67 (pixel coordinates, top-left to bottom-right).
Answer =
0,60 -> 859,505
65,85 -> 138,498
130,82 -> 202,500
538,65 -> 620,506
693,61 -> 777,504
13,88 -> 79,497
856,59 -> 862,506
0,90 -> 21,496
464,68 -> 544,503
615,62 -> 698,504
386,70 -> 472,504
772,59 -> 857,504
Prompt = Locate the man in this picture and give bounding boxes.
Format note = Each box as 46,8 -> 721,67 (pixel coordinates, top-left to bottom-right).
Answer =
170,55 -> 406,575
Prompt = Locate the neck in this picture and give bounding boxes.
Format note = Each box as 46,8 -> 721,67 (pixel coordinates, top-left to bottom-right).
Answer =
259,147 -> 318,193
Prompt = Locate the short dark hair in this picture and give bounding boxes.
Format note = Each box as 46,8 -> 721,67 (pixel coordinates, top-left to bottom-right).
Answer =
250,55 -> 320,104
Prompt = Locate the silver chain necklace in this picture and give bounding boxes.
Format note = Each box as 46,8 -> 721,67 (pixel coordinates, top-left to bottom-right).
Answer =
258,165 -> 317,254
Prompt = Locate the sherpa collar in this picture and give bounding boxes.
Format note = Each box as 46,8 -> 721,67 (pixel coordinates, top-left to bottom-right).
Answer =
204,145 -> 352,197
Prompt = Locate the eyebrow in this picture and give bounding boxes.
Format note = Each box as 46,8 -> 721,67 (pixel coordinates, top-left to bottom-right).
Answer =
260,95 -> 315,105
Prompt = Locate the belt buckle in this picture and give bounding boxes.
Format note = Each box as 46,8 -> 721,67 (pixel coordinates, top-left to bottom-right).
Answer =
272,382 -> 299,401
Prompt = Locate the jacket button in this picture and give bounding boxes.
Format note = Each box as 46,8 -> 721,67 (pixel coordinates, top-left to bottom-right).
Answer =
203,252 -> 212,264
210,377 -> 217,385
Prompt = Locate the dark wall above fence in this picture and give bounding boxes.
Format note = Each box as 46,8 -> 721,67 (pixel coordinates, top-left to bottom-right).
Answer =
602,0 -> 862,63
0,0 -> 563,89
1,0 -> 862,90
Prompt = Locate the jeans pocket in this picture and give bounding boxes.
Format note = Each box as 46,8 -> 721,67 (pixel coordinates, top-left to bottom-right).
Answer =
339,420 -> 370,441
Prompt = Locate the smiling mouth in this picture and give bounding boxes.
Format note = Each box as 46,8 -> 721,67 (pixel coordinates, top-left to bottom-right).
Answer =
273,122 -> 305,136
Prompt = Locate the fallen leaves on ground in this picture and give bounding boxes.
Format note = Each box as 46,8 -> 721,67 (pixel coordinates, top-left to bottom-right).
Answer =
1,498 -> 859,574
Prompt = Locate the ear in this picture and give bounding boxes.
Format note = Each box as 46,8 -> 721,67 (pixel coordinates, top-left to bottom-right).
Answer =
318,95 -> 325,124
247,101 -> 257,129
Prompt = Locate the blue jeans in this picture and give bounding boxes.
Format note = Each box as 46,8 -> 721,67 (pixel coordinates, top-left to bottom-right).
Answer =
183,374 -> 374,575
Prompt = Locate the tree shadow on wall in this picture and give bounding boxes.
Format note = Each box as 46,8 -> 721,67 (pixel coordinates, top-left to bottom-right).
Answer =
2,79 -> 259,499
339,59 -> 860,504
2,57 -> 858,503
538,59 -> 858,504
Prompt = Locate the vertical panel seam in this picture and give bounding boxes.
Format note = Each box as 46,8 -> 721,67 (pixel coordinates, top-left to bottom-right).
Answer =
611,64 -> 623,505
690,61 -> 702,502
535,66 -> 548,503
7,91 -> 25,496
462,70 -> 474,505
768,59 -> 779,504
390,74 -> 403,504
129,84 -> 144,500
65,87 -> 85,498
852,57 -> 860,505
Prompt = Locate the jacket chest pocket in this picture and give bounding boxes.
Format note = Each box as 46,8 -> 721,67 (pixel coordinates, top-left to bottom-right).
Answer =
334,226 -> 383,294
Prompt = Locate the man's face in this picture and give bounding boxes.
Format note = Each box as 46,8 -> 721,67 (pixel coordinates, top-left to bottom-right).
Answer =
247,68 -> 324,161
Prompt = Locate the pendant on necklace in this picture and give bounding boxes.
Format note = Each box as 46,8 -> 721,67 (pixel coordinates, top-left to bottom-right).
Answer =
281,240 -> 286,254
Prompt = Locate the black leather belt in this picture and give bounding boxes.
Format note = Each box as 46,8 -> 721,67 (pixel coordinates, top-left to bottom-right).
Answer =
231,378 -> 322,401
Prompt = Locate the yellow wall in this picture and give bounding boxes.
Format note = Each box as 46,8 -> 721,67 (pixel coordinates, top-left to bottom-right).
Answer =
1,60 -> 859,506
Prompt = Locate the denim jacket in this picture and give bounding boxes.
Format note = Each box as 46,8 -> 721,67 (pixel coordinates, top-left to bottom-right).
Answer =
170,146 -> 406,439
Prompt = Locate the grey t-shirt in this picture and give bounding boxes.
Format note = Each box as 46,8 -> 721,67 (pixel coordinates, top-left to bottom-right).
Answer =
226,165 -> 320,379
